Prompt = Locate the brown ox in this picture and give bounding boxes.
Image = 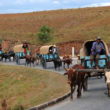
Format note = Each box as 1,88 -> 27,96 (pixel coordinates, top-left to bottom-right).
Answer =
53,57 -> 62,70
64,64 -> 87,99
107,60 -> 110,69
25,55 -> 36,67
63,55 -> 72,68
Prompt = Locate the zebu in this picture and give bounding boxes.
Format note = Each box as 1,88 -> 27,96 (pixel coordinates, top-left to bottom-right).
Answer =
63,55 -> 72,68
64,64 -> 87,99
25,55 -> 36,67
1,51 -> 15,62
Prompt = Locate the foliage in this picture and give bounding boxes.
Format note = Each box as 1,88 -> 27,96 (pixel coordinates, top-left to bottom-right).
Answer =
38,25 -> 54,43
0,37 -> 2,44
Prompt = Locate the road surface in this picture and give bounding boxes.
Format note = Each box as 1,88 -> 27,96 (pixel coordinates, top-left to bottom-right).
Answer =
0,59 -> 110,110
46,77 -> 110,110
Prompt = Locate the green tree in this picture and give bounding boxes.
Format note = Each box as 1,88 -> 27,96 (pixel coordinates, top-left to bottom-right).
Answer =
0,37 -> 2,44
38,25 -> 54,43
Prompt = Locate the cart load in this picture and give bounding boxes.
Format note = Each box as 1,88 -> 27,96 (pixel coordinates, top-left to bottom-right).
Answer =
80,40 -> 110,69
13,44 -> 24,53
40,45 -> 57,54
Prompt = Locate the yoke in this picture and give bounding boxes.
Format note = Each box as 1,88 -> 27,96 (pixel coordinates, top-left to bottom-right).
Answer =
76,69 -> 110,72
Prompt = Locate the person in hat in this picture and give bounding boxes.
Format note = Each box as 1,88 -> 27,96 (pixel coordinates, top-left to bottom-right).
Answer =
91,36 -> 106,68
77,54 -> 81,64
0,44 -> 2,51
22,40 -> 29,55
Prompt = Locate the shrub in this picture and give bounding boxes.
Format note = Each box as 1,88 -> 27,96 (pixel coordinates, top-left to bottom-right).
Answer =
38,25 -> 54,43
0,37 -> 2,44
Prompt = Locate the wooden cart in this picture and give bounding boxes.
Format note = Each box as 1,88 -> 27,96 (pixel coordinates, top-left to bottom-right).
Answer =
40,45 -> 59,68
13,44 -> 30,64
78,40 -> 110,96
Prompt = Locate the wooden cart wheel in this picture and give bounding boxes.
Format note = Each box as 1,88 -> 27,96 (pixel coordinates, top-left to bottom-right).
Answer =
16,56 -> 20,65
41,57 -> 47,69
43,60 -> 47,69
16,56 -> 19,64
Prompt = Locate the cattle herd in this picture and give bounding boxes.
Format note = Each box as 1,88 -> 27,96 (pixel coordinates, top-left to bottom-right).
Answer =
0,51 -> 73,69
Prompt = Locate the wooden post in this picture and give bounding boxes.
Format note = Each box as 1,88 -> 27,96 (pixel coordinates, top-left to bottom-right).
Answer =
76,69 -> 110,72
72,47 -> 74,58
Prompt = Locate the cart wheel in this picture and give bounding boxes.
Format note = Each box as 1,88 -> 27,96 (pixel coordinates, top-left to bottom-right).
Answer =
18,58 -> 20,65
16,56 -> 20,65
16,56 -> 19,64
107,83 -> 110,97
41,57 -> 47,69
43,61 -> 47,69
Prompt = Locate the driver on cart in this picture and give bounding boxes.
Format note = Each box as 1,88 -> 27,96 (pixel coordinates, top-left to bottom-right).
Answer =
22,40 -> 28,55
0,44 -> 2,51
91,36 -> 106,69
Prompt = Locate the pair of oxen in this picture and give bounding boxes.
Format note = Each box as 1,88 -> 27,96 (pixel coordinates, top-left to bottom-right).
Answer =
25,55 -> 36,66
54,55 -> 72,70
64,64 -> 110,99
0,51 -> 15,62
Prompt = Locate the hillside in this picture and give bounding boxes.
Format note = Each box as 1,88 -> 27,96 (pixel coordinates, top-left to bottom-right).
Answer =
0,6 -> 110,44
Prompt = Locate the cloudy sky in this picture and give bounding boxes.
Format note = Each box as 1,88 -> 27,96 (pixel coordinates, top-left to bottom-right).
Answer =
0,0 -> 110,14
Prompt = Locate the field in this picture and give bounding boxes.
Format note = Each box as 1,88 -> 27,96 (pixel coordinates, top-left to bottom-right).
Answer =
0,65 -> 69,110
0,6 -> 110,44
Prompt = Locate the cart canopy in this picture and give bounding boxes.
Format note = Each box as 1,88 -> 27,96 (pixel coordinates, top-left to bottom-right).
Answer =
13,44 -> 24,53
80,40 -> 109,57
40,45 -> 56,54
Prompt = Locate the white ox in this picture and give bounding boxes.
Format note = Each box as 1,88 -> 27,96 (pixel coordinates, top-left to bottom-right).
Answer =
105,72 -> 110,83
105,71 -> 110,97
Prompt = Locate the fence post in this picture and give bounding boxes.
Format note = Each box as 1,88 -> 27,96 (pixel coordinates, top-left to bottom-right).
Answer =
72,47 -> 74,58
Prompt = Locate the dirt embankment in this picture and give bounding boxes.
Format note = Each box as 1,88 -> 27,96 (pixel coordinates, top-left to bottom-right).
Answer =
1,40 -> 84,56
2,40 -> 110,56
57,40 -> 83,56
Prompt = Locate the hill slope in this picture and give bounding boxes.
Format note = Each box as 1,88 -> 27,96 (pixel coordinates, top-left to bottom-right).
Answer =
0,6 -> 110,44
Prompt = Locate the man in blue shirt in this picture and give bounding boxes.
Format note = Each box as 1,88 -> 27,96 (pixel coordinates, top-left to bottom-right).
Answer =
91,36 -> 106,68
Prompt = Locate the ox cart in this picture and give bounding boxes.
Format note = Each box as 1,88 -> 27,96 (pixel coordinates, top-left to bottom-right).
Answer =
79,40 -> 110,69
76,40 -> 110,96
0,50 -> 15,62
0,50 -> 3,60
13,44 -> 30,64
39,45 -> 59,68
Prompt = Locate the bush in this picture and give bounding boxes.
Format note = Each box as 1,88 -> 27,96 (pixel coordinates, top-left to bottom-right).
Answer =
13,105 -> 24,110
0,37 -> 2,44
38,25 -> 54,43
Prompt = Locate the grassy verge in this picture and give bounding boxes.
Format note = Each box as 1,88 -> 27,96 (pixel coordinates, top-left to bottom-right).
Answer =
0,65 -> 69,110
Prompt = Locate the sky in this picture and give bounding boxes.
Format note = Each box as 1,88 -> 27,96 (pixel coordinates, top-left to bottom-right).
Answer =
0,0 -> 110,14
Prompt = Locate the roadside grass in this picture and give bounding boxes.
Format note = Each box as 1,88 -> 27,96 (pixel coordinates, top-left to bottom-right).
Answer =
0,65 -> 69,110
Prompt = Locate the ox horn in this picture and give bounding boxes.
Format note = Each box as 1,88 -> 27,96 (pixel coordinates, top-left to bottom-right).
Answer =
72,69 -> 76,72
64,68 -> 69,71
64,72 -> 68,75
